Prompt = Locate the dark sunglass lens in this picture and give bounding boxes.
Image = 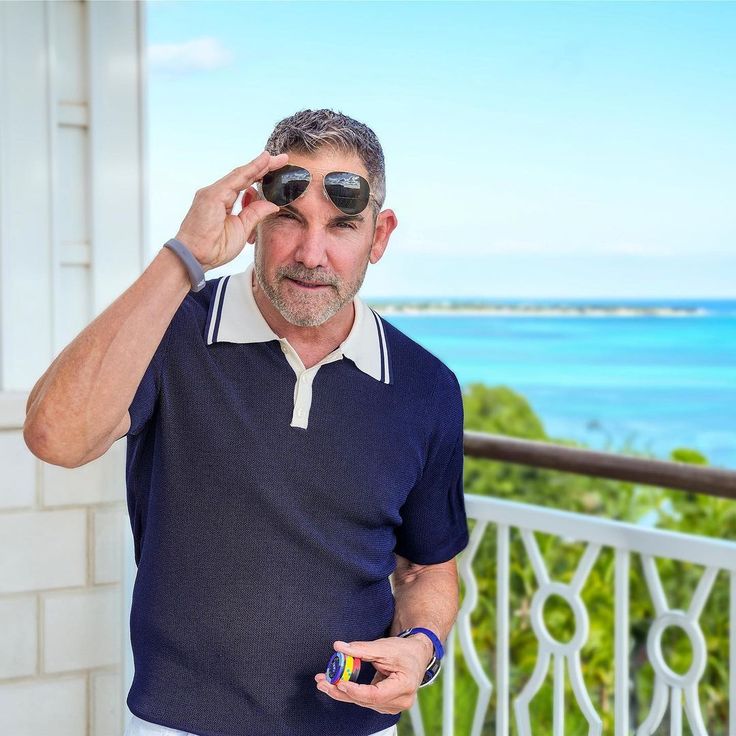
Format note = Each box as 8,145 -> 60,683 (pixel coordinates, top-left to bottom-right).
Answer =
324,172 -> 370,215
261,165 -> 310,206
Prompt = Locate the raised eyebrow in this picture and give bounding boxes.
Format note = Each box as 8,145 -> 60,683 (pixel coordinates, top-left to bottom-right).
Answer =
329,214 -> 365,224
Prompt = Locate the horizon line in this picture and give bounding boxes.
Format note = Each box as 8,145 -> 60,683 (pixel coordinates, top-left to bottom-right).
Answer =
362,295 -> 736,302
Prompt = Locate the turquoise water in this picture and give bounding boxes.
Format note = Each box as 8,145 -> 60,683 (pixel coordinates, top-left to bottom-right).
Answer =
382,299 -> 736,470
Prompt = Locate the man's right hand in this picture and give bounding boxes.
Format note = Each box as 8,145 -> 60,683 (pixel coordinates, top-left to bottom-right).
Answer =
174,150 -> 289,272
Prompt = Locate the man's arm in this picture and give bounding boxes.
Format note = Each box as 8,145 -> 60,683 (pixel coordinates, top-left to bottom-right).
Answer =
23,248 -> 191,467
23,151 -> 286,469
389,553 -> 461,666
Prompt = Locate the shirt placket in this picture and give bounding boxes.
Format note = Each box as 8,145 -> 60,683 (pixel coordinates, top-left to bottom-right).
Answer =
279,339 -> 342,429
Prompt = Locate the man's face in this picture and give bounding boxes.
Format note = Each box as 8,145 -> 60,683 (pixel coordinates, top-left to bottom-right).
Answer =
251,148 -> 385,328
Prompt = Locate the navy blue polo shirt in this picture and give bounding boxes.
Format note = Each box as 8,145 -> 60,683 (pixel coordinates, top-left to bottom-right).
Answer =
124,261 -> 469,736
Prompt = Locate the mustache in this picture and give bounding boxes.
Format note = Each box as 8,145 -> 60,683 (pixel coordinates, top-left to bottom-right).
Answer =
281,270 -> 336,286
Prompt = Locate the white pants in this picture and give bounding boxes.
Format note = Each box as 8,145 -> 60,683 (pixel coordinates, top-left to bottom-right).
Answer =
125,713 -> 398,736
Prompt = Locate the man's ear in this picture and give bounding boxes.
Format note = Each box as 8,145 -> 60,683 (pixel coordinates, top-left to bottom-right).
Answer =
241,186 -> 259,210
369,209 -> 398,264
242,187 -> 263,244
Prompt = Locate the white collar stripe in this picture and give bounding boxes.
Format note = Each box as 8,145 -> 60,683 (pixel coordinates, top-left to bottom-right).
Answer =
369,307 -> 390,384
206,275 -> 229,346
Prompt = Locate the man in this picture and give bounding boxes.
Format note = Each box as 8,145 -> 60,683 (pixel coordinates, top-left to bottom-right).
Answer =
24,109 -> 469,736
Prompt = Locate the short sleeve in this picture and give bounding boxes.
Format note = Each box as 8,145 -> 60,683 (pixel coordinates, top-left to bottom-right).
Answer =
393,367 -> 470,565
126,319 -> 175,437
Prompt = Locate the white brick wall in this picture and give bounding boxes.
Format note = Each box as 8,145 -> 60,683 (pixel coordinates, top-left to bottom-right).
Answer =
0,451 -> 129,736
93,671 -> 123,736
0,677 -> 87,736
42,442 -> 127,507
0,510 -> 87,594
0,430 -> 36,510
0,596 -> 37,679
94,508 -> 126,585
44,587 -> 122,673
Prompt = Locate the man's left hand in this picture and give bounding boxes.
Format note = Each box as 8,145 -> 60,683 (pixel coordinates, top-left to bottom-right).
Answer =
314,636 -> 432,714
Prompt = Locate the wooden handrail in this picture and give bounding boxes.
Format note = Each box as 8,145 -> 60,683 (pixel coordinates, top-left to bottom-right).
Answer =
463,430 -> 736,500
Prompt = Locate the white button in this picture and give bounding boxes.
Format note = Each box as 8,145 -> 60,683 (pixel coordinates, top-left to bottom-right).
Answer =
297,409 -> 303,417
281,344 -> 287,353
301,375 -> 308,383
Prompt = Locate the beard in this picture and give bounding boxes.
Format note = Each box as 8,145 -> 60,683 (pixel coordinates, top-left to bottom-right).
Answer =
253,240 -> 371,328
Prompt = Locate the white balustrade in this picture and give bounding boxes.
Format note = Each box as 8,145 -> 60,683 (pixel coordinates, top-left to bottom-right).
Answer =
409,493 -> 736,736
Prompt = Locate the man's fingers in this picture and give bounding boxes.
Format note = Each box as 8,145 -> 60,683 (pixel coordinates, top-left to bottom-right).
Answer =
316,678 -> 353,703
315,666 -> 410,714
371,670 -> 388,686
216,151 -> 288,194
220,151 -> 287,225
316,675 -> 397,708
238,199 -> 279,242
333,640 -> 389,663
335,674 -> 405,707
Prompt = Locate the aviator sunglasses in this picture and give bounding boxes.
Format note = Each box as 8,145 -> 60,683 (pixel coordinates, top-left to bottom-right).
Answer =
259,164 -> 375,216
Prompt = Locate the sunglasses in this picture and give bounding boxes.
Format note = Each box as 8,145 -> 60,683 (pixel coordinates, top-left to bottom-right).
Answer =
259,164 -> 375,216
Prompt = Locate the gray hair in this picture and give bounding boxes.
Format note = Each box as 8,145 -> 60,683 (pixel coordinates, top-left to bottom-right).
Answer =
264,109 -> 386,214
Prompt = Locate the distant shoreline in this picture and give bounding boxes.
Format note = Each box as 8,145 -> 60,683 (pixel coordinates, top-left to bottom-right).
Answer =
367,303 -> 709,317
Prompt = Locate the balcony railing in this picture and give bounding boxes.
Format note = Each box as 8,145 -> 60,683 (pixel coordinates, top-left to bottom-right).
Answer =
404,432 -> 736,736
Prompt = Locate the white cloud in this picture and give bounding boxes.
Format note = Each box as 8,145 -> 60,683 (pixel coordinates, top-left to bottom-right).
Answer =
148,37 -> 234,74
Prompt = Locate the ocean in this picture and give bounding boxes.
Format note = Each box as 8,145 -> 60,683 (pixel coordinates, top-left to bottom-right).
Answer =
378,299 -> 736,471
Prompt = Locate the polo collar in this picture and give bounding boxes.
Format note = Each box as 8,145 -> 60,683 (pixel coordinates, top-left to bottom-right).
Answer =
204,262 -> 392,384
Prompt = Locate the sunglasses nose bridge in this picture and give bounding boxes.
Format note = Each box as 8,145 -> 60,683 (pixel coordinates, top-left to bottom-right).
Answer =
319,180 -> 333,205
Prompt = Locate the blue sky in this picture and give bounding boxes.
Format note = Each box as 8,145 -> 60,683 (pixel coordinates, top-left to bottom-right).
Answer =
146,1 -> 735,299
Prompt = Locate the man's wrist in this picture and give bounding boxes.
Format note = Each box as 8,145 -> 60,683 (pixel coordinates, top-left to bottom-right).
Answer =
396,627 -> 445,687
157,246 -> 195,292
173,233 -> 211,273
163,238 -> 207,292
403,632 -> 435,668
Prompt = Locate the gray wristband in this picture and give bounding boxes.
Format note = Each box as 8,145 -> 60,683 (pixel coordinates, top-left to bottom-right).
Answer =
163,238 -> 206,292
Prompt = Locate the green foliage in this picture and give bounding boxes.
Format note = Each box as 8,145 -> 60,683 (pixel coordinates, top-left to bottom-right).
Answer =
398,383 -> 734,736
670,447 -> 709,465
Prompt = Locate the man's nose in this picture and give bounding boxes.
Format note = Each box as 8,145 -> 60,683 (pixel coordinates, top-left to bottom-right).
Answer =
293,220 -> 330,270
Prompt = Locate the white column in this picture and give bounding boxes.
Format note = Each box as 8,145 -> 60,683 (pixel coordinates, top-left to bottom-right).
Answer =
0,2 -> 146,735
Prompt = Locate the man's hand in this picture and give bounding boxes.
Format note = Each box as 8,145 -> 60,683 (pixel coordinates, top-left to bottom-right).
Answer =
174,150 -> 288,272
314,637 -> 432,714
